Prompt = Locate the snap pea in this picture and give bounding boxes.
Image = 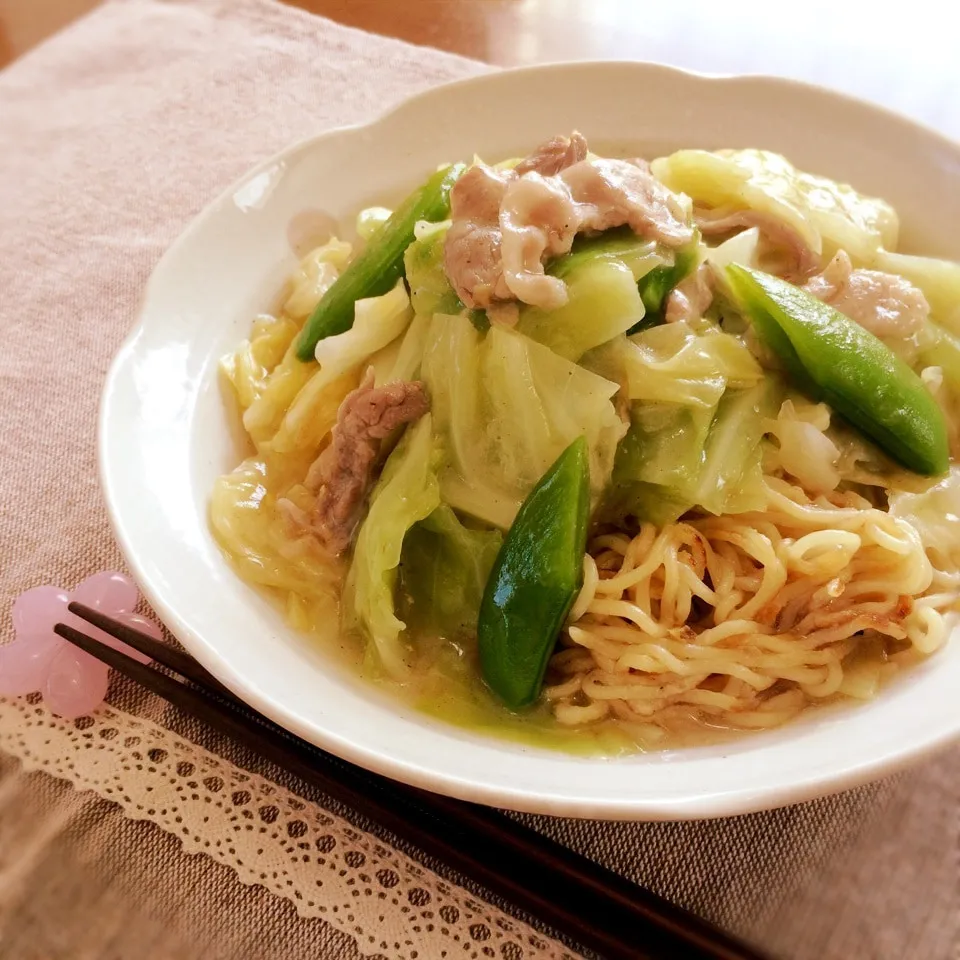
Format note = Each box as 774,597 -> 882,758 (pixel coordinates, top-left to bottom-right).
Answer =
477,437 -> 590,710
295,163 -> 466,361
727,264 -> 949,476
629,234 -> 700,334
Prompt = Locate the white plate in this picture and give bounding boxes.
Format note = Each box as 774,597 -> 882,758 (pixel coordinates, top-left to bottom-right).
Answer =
100,62 -> 960,820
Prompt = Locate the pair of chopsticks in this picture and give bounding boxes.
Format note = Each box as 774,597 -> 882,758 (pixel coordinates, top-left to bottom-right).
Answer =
55,604 -> 776,960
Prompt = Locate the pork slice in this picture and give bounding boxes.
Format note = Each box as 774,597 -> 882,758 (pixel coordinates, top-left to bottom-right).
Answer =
694,207 -> 820,280
304,369 -> 430,555
443,219 -> 513,309
443,133 -> 586,309
514,131 -> 589,177
443,163 -> 515,309
449,161 -> 514,222
803,250 -> 929,339
664,262 -> 715,324
562,158 -> 694,248
499,172 -> 581,309
443,143 -> 693,314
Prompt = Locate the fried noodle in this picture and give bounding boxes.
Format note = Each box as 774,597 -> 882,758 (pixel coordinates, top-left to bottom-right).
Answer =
547,476 -> 956,733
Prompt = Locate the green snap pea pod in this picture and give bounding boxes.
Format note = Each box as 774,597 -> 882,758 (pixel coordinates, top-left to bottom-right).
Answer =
629,233 -> 700,334
295,162 -> 466,361
477,437 -> 590,710
726,263 -> 949,476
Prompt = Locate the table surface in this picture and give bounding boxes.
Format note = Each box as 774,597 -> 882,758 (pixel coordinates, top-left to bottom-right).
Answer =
1,0 -> 580,68
0,0 -> 870,70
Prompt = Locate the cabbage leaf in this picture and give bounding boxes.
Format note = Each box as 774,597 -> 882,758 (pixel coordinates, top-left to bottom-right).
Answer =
692,379 -> 780,514
312,279 -> 413,374
889,465 -> 960,570
385,310 -> 433,384
241,342 -> 318,449
240,237 -> 354,446
517,259 -> 646,361
603,379 -> 778,525
584,321 -> 764,409
651,148 -> 898,264
284,238 -> 353,319
344,415 -> 441,677
422,313 -> 626,529
267,281 -> 412,455
356,206 -> 392,241
403,226 -> 462,318
704,226 -> 761,273
399,505 -> 503,640
220,314 -> 300,414
602,403 -> 715,525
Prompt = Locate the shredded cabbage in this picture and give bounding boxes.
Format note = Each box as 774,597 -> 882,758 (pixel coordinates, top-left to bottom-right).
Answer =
266,282 -> 412,454
356,206 -> 392,241
517,259 -> 646,361
652,148 -> 898,263
240,237 -> 354,447
692,379 -> 780,514
604,378 -> 778,525
399,505 -> 503,640
403,226 -> 462,317
313,279 -> 413,371
764,399 -> 841,494
585,321 -> 764,409
220,314 -> 300,414
704,226 -> 761,273
890,465 -> 960,570
284,239 -> 353,319
422,313 -> 626,529
344,415 -> 441,677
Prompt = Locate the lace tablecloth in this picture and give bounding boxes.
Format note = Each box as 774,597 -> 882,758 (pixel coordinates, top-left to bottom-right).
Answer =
0,2 -> 957,958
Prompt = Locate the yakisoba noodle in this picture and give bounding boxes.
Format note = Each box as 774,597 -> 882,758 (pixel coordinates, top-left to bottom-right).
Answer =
547,477 -> 954,736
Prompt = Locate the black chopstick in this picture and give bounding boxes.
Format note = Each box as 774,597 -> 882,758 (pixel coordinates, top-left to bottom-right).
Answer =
55,612 -> 776,960
67,602 -> 242,705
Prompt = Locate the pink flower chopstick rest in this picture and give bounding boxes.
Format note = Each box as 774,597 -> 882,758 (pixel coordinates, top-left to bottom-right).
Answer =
0,572 -> 161,720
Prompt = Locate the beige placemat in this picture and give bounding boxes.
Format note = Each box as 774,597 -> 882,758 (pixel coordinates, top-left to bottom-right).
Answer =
0,2 -> 957,959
